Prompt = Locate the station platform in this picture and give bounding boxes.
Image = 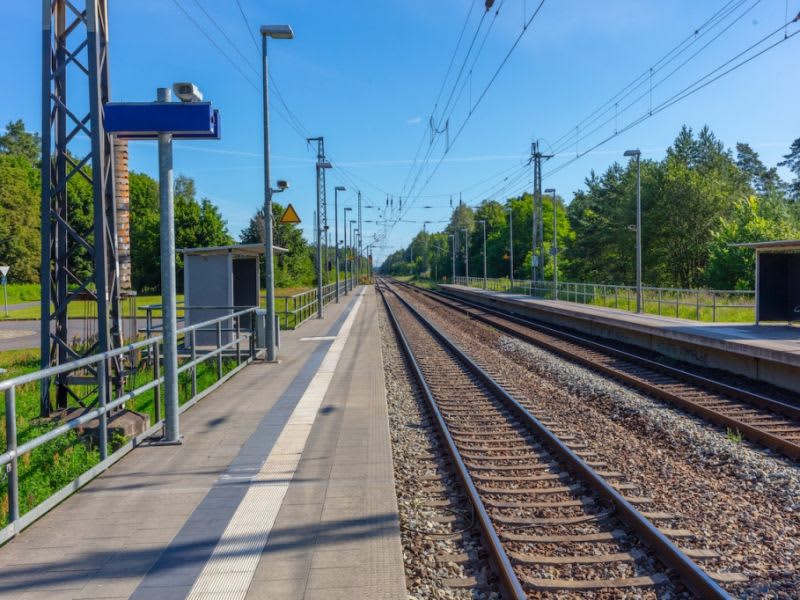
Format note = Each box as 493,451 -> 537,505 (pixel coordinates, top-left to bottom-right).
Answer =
0,286 -> 407,600
442,284 -> 800,391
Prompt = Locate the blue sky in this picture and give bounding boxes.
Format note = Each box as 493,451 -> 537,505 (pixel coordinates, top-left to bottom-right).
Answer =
3,1 -> 799,264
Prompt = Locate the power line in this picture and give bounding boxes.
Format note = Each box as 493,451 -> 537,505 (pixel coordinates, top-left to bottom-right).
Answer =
541,13 -> 800,182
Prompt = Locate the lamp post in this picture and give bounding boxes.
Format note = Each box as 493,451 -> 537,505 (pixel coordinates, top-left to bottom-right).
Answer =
260,24 -> 294,360
545,188 -> 557,299
624,149 -> 642,313
343,207 -> 352,294
334,186 -> 345,302
462,228 -> 469,281
478,220 -> 487,289
314,159 -> 332,318
505,208 -> 514,290
350,221 -> 357,288
449,234 -> 456,283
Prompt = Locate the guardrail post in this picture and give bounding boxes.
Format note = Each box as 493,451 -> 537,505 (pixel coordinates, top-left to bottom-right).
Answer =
97,360 -> 108,461
5,387 -> 19,526
190,330 -> 197,399
153,341 -> 161,423
696,291 -> 701,320
216,321 -> 223,380
658,288 -> 662,315
275,314 -> 280,348
235,315 -> 242,364
712,292 -> 717,322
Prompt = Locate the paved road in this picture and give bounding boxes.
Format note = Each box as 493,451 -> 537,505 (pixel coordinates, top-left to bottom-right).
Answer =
0,317 -> 144,351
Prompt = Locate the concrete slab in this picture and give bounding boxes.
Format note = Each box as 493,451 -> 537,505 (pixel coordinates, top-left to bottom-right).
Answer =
0,286 -> 406,600
443,284 -> 800,390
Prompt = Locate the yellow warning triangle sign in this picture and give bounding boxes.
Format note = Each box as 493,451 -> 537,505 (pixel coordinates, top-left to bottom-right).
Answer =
279,203 -> 302,224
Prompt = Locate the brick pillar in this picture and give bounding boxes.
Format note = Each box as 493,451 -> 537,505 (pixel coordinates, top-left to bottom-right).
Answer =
114,139 -> 132,291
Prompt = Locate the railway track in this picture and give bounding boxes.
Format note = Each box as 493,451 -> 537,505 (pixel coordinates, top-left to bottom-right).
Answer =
393,280 -> 800,461
377,280 -> 736,599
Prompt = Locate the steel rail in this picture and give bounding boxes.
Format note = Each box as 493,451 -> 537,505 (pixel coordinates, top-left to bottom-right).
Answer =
381,279 -> 730,599
401,281 -> 800,460
377,282 -> 526,600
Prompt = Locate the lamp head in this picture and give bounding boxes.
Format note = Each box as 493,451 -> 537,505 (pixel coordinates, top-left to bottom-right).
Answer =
544,188 -> 555,194
260,25 -> 294,39
624,149 -> 640,158
276,179 -> 289,191
335,186 -> 346,192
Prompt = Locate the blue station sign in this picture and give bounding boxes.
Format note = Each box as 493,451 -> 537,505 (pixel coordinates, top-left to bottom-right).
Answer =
104,102 -> 221,140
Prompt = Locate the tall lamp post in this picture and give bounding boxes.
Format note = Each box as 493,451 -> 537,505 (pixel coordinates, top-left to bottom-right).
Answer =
624,149 -> 642,313
334,186 -> 345,302
260,24 -> 294,361
343,206 -> 352,293
545,188 -> 558,299
478,220 -> 487,289
505,207 -> 514,288
449,234 -> 456,282
350,221 -> 357,288
462,228 -> 469,281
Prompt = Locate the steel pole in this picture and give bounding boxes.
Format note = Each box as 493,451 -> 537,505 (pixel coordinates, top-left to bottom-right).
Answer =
481,221 -> 487,289
636,155 -> 642,313
508,209 -> 514,286
463,229 -> 469,280
157,87 -> 179,443
552,191 -> 558,296
315,163 -> 323,318
2,276 -> 7,317
334,189 -> 340,302
262,36 -> 278,359
450,234 -> 455,282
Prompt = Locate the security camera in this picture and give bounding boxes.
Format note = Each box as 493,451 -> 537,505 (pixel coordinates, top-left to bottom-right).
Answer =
172,82 -> 204,103
627,224 -> 637,231
277,180 -> 290,190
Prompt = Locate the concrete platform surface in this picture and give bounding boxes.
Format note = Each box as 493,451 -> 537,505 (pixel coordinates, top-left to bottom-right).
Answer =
443,284 -> 800,389
0,286 -> 407,600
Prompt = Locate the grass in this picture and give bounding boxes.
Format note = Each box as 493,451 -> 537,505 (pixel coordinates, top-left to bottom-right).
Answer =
1,283 -> 41,306
0,346 -> 244,528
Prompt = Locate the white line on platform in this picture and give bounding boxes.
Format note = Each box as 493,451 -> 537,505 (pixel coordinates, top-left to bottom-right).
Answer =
187,288 -> 366,599
300,335 -> 337,341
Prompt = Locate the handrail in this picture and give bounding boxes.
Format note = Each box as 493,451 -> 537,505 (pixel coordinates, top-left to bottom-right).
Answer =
452,276 -> 755,323
0,308 -> 255,391
1,306 -> 259,542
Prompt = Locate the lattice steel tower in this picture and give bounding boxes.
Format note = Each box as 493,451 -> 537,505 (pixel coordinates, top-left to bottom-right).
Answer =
40,0 -> 123,416
306,137 -> 329,280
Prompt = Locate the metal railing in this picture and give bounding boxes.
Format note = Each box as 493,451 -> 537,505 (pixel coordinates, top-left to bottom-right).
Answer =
0,307 -> 258,543
453,276 -> 755,323
274,281 -> 349,330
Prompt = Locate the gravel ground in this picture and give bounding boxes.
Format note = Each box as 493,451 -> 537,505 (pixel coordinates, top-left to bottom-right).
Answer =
397,285 -> 800,599
378,298 -> 502,600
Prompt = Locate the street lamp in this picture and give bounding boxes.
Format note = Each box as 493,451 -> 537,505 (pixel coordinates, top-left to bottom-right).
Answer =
334,186 -> 345,303
545,188 -> 558,299
624,149 -> 643,313
350,221 -> 357,288
260,23 -> 294,361
343,207 -> 352,294
477,220 -> 487,289
505,207 -> 514,288
462,228 -> 469,281
449,234 -> 456,283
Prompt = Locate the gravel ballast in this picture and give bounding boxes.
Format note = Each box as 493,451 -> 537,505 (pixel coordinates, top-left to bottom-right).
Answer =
378,298 -> 501,600
397,285 -> 800,599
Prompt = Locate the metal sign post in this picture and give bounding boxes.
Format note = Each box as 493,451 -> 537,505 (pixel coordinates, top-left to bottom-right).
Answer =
104,85 -> 221,444
0,266 -> 8,317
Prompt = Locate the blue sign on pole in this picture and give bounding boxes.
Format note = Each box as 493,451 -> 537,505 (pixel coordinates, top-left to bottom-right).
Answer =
104,102 -> 221,140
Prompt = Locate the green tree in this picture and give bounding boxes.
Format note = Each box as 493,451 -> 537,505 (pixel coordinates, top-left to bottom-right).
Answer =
0,154 -> 40,282
706,195 -> 800,289
778,137 -> 800,201
0,120 -> 40,165
735,142 -> 782,196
